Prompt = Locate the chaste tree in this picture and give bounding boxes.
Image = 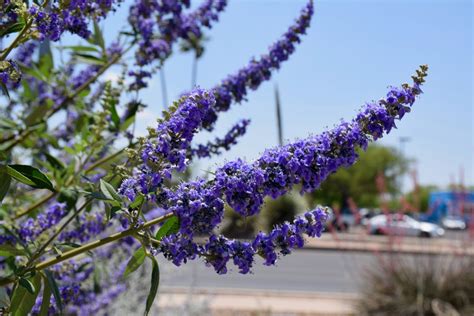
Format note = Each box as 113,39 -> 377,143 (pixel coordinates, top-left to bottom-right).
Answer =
0,0 -> 427,314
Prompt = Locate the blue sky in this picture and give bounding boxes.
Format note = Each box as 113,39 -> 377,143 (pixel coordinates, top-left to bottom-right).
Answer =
101,0 -> 472,190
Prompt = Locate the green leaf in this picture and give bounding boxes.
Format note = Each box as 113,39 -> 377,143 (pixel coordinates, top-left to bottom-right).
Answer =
19,64 -> 48,83
24,102 -> 53,126
6,165 -> 55,191
56,242 -> 94,257
123,247 -> 146,278
0,167 -> 11,204
38,51 -> 54,81
10,274 -> 41,316
0,82 -> 10,99
38,274 -> 52,316
145,256 -> 160,316
0,22 -> 25,37
129,194 -> 145,210
44,152 -> 65,171
155,216 -> 180,241
105,204 -> 122,220
0,117 -> 19,130
58,45 -> 100,53
0,245 -> 26,257
44,270 -> 62,314
73,53 -> 105,66
120,101 -> 141,131
92,20 -> 106,52
110,102 -> 120,130
19,278 -> 35,294
99,179 -> 122,203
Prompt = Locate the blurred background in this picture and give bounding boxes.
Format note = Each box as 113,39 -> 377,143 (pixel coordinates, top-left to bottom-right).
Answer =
94,0 -> 473,314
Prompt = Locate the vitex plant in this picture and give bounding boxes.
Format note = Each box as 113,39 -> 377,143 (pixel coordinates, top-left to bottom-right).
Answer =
0,0 -> 427,314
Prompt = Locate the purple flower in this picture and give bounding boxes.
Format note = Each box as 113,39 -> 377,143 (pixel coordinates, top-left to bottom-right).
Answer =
202,0 -> 314,130
13,203 -> 67,243
0,60 -> 21,88
120,88 -> 216,200
191,119 -> 250,159
156,66 -> 428,273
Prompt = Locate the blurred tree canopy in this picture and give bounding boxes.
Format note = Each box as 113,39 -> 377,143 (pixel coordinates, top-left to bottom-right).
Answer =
308,145 -> 408,209
405,184 -> 438,212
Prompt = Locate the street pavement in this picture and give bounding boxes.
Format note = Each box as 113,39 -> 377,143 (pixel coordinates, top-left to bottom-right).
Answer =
157,245 -> 469,315
160,249 -> 376,293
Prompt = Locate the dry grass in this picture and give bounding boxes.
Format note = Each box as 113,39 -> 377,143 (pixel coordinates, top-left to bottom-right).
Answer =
357,254 -> 474,315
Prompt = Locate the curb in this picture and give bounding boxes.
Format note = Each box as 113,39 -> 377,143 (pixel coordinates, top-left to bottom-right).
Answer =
159,287 -> 358,316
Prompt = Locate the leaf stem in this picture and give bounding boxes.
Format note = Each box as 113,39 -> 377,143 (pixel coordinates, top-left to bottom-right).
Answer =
1,44 -> 132,150
34,212 -> 172,272
27,199 -> 93,266
0,0 -> 50,61
0,20 -> 33,61
13,192 -> 55,219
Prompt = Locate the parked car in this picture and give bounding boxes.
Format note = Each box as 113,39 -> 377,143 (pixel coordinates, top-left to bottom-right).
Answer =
324,207 -> 354,232
368,214 -> 445,238
441,215 -> 466,230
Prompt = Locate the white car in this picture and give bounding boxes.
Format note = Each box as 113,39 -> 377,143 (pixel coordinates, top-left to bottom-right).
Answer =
441,216 -> 466,230
368,214 -> 445,238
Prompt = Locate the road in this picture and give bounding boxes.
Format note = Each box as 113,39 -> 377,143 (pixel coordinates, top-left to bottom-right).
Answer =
160,250 -> 380,293
158,230 -> 472,294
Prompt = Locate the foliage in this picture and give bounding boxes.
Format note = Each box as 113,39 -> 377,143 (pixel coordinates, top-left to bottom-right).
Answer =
309,145 -> 408,209
0,0 -> 428,314
405,184 -> 438,212
357,255 -> 474,315
261,194 -> 307,232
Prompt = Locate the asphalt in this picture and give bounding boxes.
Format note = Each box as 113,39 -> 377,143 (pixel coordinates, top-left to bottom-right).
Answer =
160,250 -> 376,293
156,246 -> 470,315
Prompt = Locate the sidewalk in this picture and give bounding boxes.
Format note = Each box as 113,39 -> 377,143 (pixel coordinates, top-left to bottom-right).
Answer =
305,232 -> 474,256
159,287 -> 358,316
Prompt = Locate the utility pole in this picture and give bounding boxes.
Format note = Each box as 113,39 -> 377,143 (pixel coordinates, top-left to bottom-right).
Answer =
398,136 -> 411,194
274,84 -> 284,146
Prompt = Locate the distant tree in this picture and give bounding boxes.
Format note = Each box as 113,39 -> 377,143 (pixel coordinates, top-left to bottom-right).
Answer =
220,205 -> 257,239
260,193 -> 309,231
308,145 -> 408,209
405,184 -> 438,212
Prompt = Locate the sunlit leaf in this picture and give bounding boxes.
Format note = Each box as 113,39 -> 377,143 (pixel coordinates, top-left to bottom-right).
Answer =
38,274 -> 52,316
99,179 -> 122,203
123,247 -> 146,278
10,274 -> 41,316
0,245 -> 26,258
0,22 -> 25,37
0,167 -> 11,204
44,270 -> 63,314
155,216 -> 180,241
6,164 -> 55,191
145,256 -> 160,316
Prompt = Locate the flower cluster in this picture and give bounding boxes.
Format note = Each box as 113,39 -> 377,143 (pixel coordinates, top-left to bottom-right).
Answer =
161,207 -> 328,274
129,0 -> 227,67
5,203 -> 67,244
59,211 -> 109,243
14,42 -> 37,66
191,119 -> 250,159
28,1 -> 122,41
119,88 -> 216,200
126,0 -> 227,91
202,0 -> 314,130
155,65 -> 428,273
31,249 -> 132,315
0,60 -> 21,88
0,0 -> 431,312
163,180 -> 224,236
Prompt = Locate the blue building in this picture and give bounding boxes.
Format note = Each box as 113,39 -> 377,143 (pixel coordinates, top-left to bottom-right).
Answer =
420,191 -> 474,224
